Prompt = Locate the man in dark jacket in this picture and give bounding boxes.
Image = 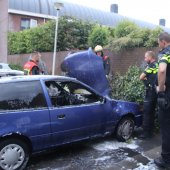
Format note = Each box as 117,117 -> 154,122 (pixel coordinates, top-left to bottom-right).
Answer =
154,32 -> 170,169
139,51 -> 158,139
94,45 -> 110,75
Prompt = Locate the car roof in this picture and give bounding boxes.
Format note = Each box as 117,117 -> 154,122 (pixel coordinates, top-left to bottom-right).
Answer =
0,63 -> 11,69
0,75 -> 76,83
0,63 -> 9,66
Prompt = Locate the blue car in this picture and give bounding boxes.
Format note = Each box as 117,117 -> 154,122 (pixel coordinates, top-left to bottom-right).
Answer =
0,49 -> 142,170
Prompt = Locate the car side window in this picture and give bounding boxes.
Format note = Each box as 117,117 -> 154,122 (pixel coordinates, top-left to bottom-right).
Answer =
45,81 -> 70,107
45,80 -> 101,107
0,81 -> 47,111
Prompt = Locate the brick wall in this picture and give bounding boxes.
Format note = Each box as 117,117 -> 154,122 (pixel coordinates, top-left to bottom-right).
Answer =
104,47 -> 159,75
8,51 -> 70,75
8,47 -> 159,75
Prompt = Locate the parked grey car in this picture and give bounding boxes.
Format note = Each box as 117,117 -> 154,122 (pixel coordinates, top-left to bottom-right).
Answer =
0,63 -> 24,77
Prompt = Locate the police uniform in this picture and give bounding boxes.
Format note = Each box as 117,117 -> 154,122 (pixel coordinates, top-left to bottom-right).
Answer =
142,61 -> 158,137
157,45 -> 170,163
157,45 -> 170,61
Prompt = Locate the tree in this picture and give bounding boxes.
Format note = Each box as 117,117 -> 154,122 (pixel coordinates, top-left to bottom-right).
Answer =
107,20 -> 163,52
88,25 -> 110,48
8,16 -> 94,54
57,16 -> 93,50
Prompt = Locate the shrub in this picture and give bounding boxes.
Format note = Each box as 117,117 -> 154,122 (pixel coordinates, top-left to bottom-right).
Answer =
9,63 -> 23,71
107,20 -> 164,52
114,20 -> 139,38
8,16 -> 94,54
144,27 -> 163,47
109,65 -> 144,104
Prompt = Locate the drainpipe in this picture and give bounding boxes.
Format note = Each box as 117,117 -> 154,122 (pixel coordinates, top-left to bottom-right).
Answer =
0,0 -> 8,63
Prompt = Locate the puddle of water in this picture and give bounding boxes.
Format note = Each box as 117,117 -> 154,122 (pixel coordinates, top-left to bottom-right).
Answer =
120,148 -> 140,157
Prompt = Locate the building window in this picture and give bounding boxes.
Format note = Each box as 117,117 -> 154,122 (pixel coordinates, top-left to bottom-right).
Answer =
21,18 -> 38,30
21,18 -> 30,30
30,19 -> 38,28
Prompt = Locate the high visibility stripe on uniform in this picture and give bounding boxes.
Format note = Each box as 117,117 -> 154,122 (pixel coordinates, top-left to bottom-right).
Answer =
145,65 -> 158,74
161,54 -> 170,63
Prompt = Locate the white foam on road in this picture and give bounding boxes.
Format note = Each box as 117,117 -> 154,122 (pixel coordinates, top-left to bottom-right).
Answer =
95,155 -> 111,161
36,139 -> 160,170
92,139 -> 160,170
92,140 -> 139,151
134,162 -> 159,170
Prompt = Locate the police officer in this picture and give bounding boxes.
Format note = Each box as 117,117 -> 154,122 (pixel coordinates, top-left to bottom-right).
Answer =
23,51 -> 41,75
139,51 -> 158,139
154,32 -> 170,169
94,45 -> 110,75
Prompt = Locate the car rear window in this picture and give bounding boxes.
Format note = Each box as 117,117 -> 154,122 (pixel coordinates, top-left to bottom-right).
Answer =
0,80 -> 47,111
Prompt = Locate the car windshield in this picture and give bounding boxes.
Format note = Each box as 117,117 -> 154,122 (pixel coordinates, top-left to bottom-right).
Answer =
0,63 -> 11,70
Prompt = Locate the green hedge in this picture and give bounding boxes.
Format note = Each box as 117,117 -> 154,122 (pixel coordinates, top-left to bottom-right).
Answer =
107,20 -> 163,52
109,65 -> 144,104
8,16 -> 94,54
8,21 -> 55,54
8,17 -> 164,54
9,64 -> 23,71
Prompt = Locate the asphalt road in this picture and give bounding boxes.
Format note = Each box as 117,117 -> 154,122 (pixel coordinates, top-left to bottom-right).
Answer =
26,130 -> 162,170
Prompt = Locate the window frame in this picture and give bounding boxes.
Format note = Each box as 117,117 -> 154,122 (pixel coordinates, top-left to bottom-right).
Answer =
45,80 -> 102,107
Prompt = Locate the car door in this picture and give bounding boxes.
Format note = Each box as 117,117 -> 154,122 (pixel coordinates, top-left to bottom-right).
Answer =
45,80 -> 108,145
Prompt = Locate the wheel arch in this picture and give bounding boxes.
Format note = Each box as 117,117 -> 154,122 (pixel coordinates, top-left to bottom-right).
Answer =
117,113 -> 135,124
0,133 -> 32,153
115,113 -> 135,141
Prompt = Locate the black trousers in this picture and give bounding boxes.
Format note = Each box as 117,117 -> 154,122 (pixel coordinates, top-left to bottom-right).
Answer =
143,88 -> 157,134
159,88 -> 170,163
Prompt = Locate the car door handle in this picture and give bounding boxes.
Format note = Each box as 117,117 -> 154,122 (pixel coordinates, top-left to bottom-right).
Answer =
57,114 -> 65,119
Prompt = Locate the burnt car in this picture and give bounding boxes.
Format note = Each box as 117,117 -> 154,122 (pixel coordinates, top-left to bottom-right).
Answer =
61,47 -> 143,138
0,49 -> 142,170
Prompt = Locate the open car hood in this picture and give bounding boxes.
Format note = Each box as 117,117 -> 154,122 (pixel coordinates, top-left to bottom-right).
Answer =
61,48 -> 111,96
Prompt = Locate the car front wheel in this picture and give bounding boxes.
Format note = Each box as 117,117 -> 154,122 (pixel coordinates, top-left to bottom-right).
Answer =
0,138 -> 30,170
116,117 -> 135,142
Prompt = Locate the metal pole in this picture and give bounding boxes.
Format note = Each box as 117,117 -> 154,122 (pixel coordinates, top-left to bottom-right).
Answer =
52,9 -> 59,75
0,0 -> 8,63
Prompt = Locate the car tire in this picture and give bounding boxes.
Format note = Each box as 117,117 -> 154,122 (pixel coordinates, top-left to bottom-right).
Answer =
116,117 -> 135,142
0,138 -> 30,170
